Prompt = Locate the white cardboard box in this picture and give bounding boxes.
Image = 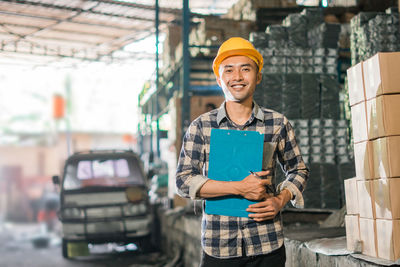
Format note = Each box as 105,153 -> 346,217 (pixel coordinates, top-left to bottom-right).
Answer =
359,217 -> 377,257
376,219 -> 400,261
357,180 -> 376,219
345,214 -> 361,252
344,177 -> 359,215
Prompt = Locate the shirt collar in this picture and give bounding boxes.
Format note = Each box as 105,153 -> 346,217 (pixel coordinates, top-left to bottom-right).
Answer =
216,101 -> 264,125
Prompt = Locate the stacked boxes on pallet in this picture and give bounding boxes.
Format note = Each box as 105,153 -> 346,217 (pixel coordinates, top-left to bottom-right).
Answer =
251,8 -> 354,209
345,52 -> 400,261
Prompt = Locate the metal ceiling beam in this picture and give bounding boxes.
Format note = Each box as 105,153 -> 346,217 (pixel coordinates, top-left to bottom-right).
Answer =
0,45 -> 154,61
15,1 -> 98,48
0,10 -> 150,31
87,0 -> 181,14
0,22 -> 131,39
0,0 -> 173,23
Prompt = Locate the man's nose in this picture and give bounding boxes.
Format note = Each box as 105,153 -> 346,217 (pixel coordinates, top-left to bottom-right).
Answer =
232,69 -> 243,80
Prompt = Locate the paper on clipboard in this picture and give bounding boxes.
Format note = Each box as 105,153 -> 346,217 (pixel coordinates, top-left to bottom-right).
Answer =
205,128 -> 265,217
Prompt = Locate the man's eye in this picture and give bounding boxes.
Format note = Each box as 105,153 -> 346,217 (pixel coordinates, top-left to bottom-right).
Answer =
225,69 -> 233,73
242,68 -> 250,72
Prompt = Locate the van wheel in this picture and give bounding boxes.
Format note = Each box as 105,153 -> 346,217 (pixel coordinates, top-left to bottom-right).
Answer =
62,239 -> 70,259
138,239 -> 153,253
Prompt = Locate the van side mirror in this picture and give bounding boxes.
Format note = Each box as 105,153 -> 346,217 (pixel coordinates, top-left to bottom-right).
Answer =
52,175 -> 60,185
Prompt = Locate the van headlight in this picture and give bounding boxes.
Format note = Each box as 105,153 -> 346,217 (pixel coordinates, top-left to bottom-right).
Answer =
124,203 -> 147,216
125,187 -> 146,203
62,208 -> 84,219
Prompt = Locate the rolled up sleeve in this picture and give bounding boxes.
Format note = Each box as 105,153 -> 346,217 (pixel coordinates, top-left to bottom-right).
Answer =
176,120 -> 208,200
276,117 -> 309,208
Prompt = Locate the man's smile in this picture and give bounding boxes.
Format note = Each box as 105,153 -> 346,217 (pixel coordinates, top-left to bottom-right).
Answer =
230,84 -> 246,89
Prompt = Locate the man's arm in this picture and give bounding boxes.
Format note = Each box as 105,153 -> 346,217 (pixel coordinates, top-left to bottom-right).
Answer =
175,119 -> 209,199
198,170 -> 271,200
275,117 -> 309,208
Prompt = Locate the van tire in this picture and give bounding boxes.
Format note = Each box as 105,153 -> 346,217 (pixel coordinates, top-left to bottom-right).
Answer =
62,239 -> 70,259
138,239 -> 153,253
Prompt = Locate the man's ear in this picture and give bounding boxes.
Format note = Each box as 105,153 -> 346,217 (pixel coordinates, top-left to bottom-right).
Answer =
256,72 -> 262,85
216,76 -> 222,87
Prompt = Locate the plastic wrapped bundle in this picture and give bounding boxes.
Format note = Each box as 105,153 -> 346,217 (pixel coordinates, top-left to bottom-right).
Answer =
301,74 -> 320,119
257,74 -> 283,113
312,48 -> 338,75
266,25 -> 288,48
301,8 -> 324,29
249,32 -> 269,48
282,74 -> 301,119
349,12 -> 379,64
320,163 -> 341,209
302,163 -> 322,209
286,48 -> 313,74
368,14 -> 400,54
262,47 -> 286,74
308,23 -> 341,48
283,13 -> 308,48
320,75 -> 340,119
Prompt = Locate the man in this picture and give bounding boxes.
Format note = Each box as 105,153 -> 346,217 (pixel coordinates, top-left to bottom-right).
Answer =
176,37 -> 309,267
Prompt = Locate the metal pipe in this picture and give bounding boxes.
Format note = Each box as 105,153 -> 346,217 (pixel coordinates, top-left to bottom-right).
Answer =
155,0 -> 161,159
181,0 -> 190,135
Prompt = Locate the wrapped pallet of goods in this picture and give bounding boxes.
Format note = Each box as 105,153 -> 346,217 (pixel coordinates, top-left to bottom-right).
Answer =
251,7 -> 354,209
350,8 -> 400,65
346,51 -> 400,261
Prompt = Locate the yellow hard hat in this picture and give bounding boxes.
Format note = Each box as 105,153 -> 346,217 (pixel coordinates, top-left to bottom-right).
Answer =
212,37 -> 263,77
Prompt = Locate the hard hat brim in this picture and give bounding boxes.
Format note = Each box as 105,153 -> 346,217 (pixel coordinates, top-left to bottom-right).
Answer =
212,48 -> 264,77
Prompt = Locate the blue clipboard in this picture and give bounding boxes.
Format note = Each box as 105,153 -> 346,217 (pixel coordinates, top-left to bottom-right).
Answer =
205,128 -> 264,217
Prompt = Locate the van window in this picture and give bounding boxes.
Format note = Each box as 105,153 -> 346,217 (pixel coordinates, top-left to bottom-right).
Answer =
64,157 -> 144,190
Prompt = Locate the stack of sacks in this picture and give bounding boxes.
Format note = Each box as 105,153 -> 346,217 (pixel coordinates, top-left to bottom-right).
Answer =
345,52 -> 400,261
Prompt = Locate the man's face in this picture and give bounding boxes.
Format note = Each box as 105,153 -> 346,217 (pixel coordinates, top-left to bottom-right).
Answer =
216,55 -> 262,103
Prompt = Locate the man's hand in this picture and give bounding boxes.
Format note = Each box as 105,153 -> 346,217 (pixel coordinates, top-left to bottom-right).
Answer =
198,170 -> 271,199
246,189 -> 292,222
238,170 -> 271,201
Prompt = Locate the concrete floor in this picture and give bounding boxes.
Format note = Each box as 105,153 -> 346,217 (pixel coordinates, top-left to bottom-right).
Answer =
0,221 -> 172,267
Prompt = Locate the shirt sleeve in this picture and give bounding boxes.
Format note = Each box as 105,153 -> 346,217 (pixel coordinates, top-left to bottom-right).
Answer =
175,120 -> 209,200
276,117 -> 309,208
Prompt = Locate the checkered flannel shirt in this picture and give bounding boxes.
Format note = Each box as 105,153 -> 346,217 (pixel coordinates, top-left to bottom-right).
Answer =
176,101 -> 309,258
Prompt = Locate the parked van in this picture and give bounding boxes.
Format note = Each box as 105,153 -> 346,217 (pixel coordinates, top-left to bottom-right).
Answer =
53,150 -> 153,258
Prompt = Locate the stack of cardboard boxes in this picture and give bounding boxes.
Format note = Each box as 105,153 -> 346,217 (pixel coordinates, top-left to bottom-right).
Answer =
345,52 -> 400,261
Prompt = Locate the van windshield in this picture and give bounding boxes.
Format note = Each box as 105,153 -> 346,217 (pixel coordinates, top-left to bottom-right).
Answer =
63,157 -> 145,190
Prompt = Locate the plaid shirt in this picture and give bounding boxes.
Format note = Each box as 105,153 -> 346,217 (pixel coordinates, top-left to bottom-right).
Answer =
176,101 -> 308,258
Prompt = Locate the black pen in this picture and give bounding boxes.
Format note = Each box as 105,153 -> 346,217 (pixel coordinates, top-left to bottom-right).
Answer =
249,171 -> 261,178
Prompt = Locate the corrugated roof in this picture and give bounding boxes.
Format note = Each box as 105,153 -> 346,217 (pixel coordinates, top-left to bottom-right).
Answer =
0,0 -> 238,66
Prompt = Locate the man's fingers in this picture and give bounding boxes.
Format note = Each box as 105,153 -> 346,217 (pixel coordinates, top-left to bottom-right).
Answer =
260,179 -> 272,186
248,211 -> 275,221
247,201 -> 274,211
247,201 -> 268,209
255,170 -> 270,177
